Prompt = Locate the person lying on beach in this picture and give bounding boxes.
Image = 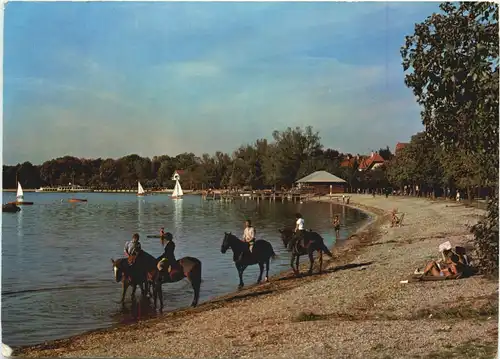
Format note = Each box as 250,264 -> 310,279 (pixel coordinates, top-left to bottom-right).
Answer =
415,250 -> 468,279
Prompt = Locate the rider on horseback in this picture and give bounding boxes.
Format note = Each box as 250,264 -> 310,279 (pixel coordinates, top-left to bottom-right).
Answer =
237,219 -> 256,262
288,213 -> 305,251
157,232 -> 177,272
124,233 -> 142,265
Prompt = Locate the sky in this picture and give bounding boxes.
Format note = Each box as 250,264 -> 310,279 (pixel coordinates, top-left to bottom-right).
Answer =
3,1 -> 441,165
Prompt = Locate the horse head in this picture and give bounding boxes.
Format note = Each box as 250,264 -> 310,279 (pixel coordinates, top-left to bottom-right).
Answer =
278,228 -> 293,248
221,232 -> 233,254
111,258 -> 125,283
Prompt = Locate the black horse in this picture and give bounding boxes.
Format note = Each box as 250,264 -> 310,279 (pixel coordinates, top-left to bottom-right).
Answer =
278,228 -> 333,275
151,256 -> 202,310
221,232 -> 276,289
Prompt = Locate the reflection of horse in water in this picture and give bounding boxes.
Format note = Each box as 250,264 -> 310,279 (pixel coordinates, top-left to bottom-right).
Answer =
111,250 -> 202,311
220,232 -> 276,289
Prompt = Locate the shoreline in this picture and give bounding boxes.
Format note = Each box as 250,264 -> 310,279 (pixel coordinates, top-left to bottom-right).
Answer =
15,197 -> 382,356
15,195 -> 498,358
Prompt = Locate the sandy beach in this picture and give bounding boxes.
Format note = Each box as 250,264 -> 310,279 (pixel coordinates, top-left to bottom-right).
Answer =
16,194 -> 498,359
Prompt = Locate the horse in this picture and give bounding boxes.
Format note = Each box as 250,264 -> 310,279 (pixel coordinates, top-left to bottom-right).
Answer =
278,228 -> 333,275
151,256 -> 202,310
110,256 -> 151,303
221,232 -> 276,289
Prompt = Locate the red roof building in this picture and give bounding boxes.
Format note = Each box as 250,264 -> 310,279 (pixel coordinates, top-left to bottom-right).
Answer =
395,142 -> 409,155
358,152 -> 386,171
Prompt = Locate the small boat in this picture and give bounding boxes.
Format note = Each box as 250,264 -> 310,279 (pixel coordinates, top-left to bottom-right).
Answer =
137,182 -> 146,197
68,198 -> 88,203
3,203 -> 21,213
171,179 -> 184,199
8,182 -> 34,205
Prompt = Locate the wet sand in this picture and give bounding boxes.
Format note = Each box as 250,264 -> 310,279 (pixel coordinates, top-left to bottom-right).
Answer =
16,195 -> 498,358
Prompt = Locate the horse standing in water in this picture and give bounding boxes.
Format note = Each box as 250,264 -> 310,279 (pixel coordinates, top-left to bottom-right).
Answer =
151,256 -> 202,310
221,232 -> 276,289
278,228 -> 333,275
112,250 -> 202,310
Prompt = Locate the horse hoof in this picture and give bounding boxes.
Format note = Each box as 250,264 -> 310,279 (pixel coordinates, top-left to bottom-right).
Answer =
238,284 -> 244,290
264,277 -> 269,282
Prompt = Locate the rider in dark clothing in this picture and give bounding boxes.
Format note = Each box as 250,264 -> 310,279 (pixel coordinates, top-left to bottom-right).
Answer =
157,232 -> 176,272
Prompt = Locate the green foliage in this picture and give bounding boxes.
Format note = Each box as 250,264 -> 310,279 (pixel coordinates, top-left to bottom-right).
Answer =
401,2 -> 499,274
4,126 -> 373,191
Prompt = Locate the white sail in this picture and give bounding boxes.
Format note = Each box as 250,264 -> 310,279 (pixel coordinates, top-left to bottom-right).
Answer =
172,180 -> 184,198
137,182 -> 145,195
16,182 -> 24,202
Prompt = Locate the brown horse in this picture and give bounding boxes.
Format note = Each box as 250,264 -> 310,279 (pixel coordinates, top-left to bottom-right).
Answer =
278,228 -> 333,275
110,257 -> 150,303
151,256 -> 202,310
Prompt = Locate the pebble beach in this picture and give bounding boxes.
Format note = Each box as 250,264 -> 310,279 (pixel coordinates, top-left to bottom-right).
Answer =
16,194 -> 498,359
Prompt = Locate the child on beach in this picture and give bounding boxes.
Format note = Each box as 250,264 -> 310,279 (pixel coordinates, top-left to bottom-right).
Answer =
332,215 -> 341,240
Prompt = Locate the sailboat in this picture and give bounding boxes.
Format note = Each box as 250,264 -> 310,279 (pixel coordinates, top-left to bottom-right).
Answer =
9,182 -> 34,205
137,182 -> 146,197
171,179 -> 184,199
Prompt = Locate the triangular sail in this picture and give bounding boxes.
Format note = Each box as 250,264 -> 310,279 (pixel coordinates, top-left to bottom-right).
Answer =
16,182 -> 24,202
138,182 -> 145,195
172,180 -> 184,197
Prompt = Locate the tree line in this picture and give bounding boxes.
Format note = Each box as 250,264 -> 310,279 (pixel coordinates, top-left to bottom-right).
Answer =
3,125 -> 397,191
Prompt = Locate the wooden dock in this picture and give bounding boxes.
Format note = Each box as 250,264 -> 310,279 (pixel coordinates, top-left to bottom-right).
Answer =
201,191 -> 321,203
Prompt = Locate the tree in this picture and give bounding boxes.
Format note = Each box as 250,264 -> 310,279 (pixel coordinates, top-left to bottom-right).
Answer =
402,2 -> 499,274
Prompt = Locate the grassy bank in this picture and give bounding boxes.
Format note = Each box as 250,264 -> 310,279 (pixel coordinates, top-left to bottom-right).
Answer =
16,195 -> 498,358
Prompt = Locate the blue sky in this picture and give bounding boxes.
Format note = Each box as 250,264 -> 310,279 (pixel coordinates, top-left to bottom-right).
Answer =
4,1 -> 440,165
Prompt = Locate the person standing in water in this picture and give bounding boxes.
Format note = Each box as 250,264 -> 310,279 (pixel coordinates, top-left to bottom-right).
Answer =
332,215 -> 341,241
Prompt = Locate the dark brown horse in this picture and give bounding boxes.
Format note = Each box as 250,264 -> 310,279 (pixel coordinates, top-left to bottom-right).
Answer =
110,256 -> 151,303
151,256 -> 202,310
221,232 -> 276,289
278,228 -> 333,275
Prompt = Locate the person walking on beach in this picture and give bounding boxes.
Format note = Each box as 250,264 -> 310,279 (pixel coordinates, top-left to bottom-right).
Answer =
332,215 -> 341,240
288,213 -> 305,251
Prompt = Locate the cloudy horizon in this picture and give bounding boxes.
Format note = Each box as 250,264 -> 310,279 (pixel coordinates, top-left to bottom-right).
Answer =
4,1 -> 438,165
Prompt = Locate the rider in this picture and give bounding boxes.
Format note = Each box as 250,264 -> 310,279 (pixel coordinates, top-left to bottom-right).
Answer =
160,227 -> 165,238
242,219 -> 256,253
124,233 -> 142,264
157,232 -> 176,272
288,213 -> 305,251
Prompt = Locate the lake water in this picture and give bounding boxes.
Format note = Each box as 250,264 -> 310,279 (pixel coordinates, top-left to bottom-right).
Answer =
1,192 -> 368,347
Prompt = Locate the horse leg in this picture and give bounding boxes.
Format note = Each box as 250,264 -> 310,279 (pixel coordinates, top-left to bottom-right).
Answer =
290,254 -> 297,274
257,262 -> 264,284
295,255 -> 301,276
121,281 -> 129,304
235,264 -> 245,289
156,280 -> 164,312
264,258 -> 270,282
307,250 -> 314,275
131,284 -> 137,302
318,250 -> 323,273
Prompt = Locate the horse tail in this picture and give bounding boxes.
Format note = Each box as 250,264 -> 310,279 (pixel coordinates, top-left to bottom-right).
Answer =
322,242 -> 333,257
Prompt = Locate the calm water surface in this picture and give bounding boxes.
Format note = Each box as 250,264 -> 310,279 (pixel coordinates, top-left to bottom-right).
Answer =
1,192 -> 368,346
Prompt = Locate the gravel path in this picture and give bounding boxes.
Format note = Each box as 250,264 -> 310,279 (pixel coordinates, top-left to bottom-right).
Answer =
16,195 -> 498,358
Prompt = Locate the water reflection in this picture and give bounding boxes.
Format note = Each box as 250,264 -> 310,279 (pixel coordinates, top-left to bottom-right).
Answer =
173,199 -> 183,238
137,197 -> 144,233
16,208 -> 23,237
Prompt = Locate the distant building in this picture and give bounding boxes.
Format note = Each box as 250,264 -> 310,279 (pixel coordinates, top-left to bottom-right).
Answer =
395,142 -> 409,155
358,152 -> 386,171
340,155 -> 359,169
296,170 -> 347,194
172,170 -> 185,181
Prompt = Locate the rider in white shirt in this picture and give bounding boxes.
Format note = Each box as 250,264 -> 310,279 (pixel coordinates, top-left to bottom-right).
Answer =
288,213 -> 305,250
